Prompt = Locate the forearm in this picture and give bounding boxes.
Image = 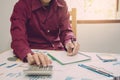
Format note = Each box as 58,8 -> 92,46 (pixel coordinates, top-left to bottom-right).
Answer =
11,40 -> 33,61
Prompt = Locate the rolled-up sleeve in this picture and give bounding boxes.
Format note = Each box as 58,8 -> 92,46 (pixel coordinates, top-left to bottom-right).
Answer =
10,1 -> 32,61
59,3 -> 76,46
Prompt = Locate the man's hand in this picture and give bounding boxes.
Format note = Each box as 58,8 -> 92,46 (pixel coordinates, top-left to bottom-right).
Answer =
26,53 -> 52,66
65,40 -> 80,56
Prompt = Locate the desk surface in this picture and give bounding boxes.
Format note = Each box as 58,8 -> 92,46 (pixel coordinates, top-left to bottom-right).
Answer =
0,49 -> 120,80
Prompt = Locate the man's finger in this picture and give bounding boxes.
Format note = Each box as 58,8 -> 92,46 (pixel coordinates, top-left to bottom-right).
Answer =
27,53 -> 35,65
65,43 -> 70,53
38,53 -> 47,66
67,52 -> 74,56
33,53 -> 40,65
44,54 -> 52,65
70,42 -> 74,48
66,42 -> 74,53
72,42 -> 80,55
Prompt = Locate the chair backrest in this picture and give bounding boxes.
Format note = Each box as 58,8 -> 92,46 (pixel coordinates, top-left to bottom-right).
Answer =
69,8 -> 77,36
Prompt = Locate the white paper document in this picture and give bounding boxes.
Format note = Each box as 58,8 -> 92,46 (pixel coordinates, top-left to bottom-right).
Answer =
48,51 -> 91,65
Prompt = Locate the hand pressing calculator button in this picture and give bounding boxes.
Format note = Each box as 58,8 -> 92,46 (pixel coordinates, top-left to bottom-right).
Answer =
24,65 -> 53,76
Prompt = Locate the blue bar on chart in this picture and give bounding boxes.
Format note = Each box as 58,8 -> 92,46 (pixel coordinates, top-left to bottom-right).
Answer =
78,64 -> 114,77
0,63 -> 6,67
6,63 -> 17,68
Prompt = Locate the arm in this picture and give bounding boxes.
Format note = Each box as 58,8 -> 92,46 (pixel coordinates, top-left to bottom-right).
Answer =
10,1 -> 32,61
59,3 -> 75,46
59,2 -> 80,55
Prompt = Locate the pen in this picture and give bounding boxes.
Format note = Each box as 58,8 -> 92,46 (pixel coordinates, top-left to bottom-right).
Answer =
78,64 -> 114,77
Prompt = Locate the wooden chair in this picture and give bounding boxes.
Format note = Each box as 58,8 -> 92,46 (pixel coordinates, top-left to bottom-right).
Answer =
69,8 -> 77,36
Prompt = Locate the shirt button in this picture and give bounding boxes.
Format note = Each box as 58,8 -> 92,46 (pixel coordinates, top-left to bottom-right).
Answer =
52,44 -> 55,48
47,30 -> 50,33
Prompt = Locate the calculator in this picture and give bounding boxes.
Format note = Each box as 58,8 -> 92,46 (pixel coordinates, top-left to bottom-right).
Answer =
24,65 -> 53,76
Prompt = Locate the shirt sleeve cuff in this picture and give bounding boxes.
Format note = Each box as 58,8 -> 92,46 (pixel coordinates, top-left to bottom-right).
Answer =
13,49 -> 34,62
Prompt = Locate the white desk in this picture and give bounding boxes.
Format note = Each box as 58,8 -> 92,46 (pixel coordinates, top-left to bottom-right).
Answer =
0,49 -> 120,80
